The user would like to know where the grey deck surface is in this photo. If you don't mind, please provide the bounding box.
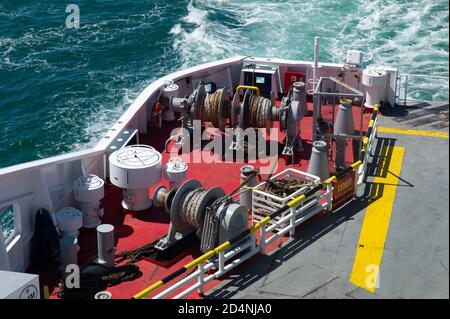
[207,103,449,299]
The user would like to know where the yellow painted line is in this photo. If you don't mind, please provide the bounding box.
[350,146,405,292]
[378,127,448,139]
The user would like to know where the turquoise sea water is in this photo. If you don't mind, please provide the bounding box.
[0,0,448,174]
[0,205,14,241]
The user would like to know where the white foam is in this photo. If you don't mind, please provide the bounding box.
[170,24,182,35]
[183,0,208,25]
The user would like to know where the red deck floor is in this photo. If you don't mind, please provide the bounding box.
[30,101,372,299]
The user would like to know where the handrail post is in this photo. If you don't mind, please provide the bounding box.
[326,183,333,213]
[259,226,266,255]
[197,263,205,296]
[289,208,296,237]
[403,75,408,106]
[218,251,225,274]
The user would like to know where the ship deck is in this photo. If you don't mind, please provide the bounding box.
[209,101,449,299]
[29,101,449,299]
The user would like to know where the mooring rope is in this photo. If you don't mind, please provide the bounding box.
[248,94,271,128]
[203,88,230,127]
[179,187,209,230]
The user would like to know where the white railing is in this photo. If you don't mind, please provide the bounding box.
[148,186,332,299]
[396,73,449,105]
[357,114,379,186]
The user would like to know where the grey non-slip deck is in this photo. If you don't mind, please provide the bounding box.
[208,105,449,299]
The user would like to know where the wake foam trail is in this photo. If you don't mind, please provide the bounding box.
[171,0,448,100]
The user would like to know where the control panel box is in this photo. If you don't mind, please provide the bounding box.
[241,65,278,99]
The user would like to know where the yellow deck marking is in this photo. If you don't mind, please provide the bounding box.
[378,127,448,139]
[350,146,405,292]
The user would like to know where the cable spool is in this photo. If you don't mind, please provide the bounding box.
[179,188,209,230]
[248,94,273,128]
[168,180,226,235]
[203,87,231,131]
[232,89,273,132]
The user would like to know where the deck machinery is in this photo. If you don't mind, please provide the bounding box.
[153,179,249,254]
[158,77,307,158]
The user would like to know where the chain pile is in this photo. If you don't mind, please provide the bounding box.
[265,178,313,198]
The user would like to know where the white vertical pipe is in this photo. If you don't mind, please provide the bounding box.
[289,208,296,238]
[313,36,319,91]
[197,263,205,296]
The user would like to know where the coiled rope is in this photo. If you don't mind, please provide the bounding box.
[203,88,230,127]
[248,94,271,128]
[179,187,209,230]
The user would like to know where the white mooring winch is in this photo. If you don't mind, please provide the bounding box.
[109,145,162,211]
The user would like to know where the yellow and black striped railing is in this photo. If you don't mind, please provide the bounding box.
[133,104,380,299]
[359,104,379,162]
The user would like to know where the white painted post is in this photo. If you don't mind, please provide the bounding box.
[313,36,319,91]
[403,75,408,106]
[259,226,266,255]
[218,251,225,274]
[197,263,205,296]
[251,234,257,251]
[327,184,333,213]
[289,208,296,237]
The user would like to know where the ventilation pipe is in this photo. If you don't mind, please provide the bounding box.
[239,165,258,211]
[59,236,78,277]
[334,98,355,168]
[307,141,330,181]
[164,157,188,190]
